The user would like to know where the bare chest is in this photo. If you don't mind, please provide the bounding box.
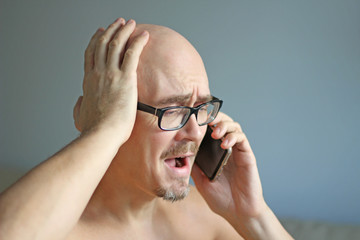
[67,220,213,240]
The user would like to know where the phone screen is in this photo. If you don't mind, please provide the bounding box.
[195,126,232,181]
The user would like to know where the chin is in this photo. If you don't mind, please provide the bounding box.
[155,177,190,202]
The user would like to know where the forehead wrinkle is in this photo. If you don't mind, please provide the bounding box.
[156,94,192,106]
[154,94,212,107]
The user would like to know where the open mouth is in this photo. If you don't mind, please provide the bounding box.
[164,155,192,177]
[175,157,185,167]
[165,157,186,168]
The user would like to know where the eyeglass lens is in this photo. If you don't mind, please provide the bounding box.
[160,102,219,130]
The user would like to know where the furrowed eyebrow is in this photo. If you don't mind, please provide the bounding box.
[157,94,192,105]
[156,94,212,106]
[196,95,213,104]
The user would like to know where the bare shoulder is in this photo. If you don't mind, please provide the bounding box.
[163,185,243,240]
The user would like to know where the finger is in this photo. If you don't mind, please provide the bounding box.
[107,19,137,68]
[84,28,104,73]
[120,30,149,74]
[94,18,124,70]
[210,111,232,123]
[221,131,252,152]
[211,120,242,140]
[191,164,211,193]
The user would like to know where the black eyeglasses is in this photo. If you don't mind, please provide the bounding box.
[137,96,223,131]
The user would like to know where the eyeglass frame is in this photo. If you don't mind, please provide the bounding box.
[137,96,223,131]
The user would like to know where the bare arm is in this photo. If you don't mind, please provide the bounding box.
[0,18,149,240]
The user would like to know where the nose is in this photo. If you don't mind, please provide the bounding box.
[175,114,204,143]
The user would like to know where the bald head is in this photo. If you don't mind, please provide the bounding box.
[130,24,198,58]
[128,24,209,103]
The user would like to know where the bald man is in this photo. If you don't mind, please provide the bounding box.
[0,18,293,240]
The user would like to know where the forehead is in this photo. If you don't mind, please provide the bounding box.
[138,63,210,106]
[136,27,210,105]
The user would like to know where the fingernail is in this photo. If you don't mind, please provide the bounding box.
[215,127,221,135]
[223,139,229,147]
[127,19,135,25]
[141,31,149,36]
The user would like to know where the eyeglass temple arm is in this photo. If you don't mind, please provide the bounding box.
[137,102,157,115]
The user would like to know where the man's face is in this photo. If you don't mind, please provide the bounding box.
[112,26,211,201]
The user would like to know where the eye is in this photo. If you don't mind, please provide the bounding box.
[163,108,182,117]
[200,103,214,112]
[199,105,209,112]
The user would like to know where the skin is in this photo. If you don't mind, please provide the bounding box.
[108,24,211,203]
[0,18,293,240]
[71,22,240,239]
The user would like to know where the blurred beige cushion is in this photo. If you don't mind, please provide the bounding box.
[281,218,360,240]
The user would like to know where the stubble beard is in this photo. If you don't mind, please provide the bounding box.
[155,178,190,202]
[155,141,197,202]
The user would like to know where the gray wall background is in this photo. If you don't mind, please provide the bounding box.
[1,0,359,224]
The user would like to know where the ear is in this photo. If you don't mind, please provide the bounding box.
[73,96,83,132]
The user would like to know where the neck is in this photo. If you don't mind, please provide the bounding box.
[82,163,161,224]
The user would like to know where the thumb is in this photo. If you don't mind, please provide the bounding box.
[73,96,83,131]
[191,164,210,193]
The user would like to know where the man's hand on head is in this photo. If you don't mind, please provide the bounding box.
[73,18,149,139]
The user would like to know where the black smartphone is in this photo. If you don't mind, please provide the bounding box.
[195,126,232,181]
